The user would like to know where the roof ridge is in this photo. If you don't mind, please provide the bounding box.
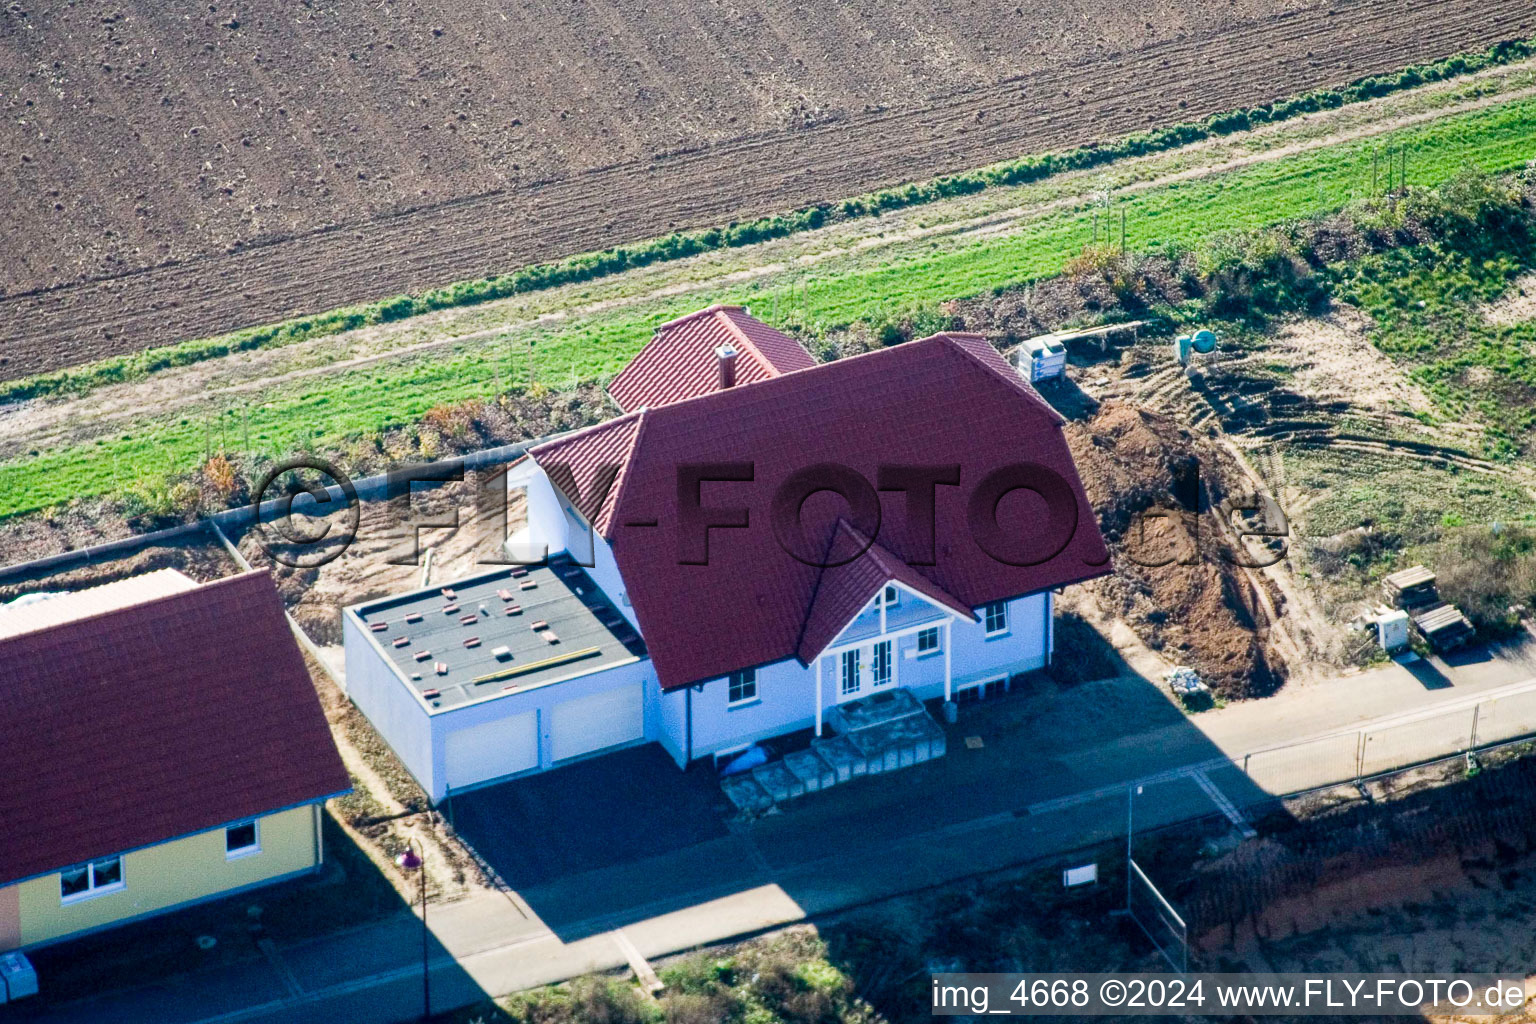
[0,569,267,649]
[713,306,772,374]
[602,333,1041,466]
[936,332,1065,425]
[655,303,741,332]
[605,326,923,420]
[597,408,649,535]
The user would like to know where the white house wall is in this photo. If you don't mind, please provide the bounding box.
[948,592,1051,688]
[584,531,638,629]
[657,590,1054,766]
[503,459,570,564]
[507,461,639,630]
[654,656,819,767]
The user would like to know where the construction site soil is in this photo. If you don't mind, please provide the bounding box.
[1067,400,1288,699]
[2,0,1532,378]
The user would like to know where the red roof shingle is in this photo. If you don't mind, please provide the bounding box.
[526,411,646,535]
[0,570,349,886]
[538,330,1110,691]
[608,305,816,413]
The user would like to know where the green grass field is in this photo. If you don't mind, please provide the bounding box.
[5,95,1536,520]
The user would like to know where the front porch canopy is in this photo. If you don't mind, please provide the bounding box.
[798,521,977,735]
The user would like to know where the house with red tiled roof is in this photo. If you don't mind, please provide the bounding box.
[608,304,818,413]
[0,570,349,953]
[343,308,1108,801]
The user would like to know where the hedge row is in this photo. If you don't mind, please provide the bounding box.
[5,36,1531,405]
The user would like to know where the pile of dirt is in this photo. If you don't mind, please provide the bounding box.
[0,530,237,603]
[235,472,520,645]
[1067,401,1285,698]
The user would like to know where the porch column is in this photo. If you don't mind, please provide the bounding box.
[815,657,823,736]
[943,619,953,702]
[1045,590,1055,665]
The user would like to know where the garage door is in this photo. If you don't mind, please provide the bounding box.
[444,712,539,791]
[551,685,644,762]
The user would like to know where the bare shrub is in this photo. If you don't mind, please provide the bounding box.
[1305,529,1401,580]
[1427,525,1536,632]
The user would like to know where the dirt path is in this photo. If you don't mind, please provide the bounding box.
[2,0,1530,378]
[7,71,1536,464]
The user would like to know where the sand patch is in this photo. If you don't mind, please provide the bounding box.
[1483,272,1536,326]
[1269,305,1434,416]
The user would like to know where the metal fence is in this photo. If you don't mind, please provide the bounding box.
[1239,686,1536,797]
[1128,859,1188,973]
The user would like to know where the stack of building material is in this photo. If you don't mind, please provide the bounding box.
[1410,603,1476,653]
[1164,666,1209,700]
[1382,565,1439,609]
[1380,565,1476,652]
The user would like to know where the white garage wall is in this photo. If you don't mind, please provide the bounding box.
[444,712,539,790]
[551,684,643,762]
[429,656,655,801]
[343,611,438,798]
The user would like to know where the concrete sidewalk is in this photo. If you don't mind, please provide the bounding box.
[12,657,1535,1024]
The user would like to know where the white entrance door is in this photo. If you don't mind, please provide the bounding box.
[837,640,894,702]
[550,684,644,762]
[444,712,539,791]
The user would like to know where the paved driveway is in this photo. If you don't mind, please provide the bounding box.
[447,743,728,890]
[453,671,1262,937]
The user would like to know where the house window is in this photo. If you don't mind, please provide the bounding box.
[226,821,261,858]
[840,649,861,695]
[917,626,942,655]
[60,856,124,903]
[984,601,1009,636]
[727,669,758,707]
[873,585,899,608]
[871,641,892,687]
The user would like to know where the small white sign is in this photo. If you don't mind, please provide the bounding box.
[1063,863,1098,887]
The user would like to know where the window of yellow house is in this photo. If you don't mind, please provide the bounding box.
[225,821,261,859]
[60,856,124,903]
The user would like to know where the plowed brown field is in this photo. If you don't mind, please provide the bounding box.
[1,0,1531,379]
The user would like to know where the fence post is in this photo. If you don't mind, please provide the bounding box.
[1355,730,1366,780]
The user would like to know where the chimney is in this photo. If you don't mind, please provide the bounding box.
[715,343,738,390]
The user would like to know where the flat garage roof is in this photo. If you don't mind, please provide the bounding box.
[351,557,646,712]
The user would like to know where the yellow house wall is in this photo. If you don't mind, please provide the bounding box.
[8,805,318,949]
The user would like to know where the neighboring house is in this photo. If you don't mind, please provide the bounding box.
[0,570,349,952]
[344,306,1110,801]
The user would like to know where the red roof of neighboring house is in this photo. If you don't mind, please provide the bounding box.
[0,570,349,886]
[536,330,1109,691]
[797,520,977,664]
[608,305,816,413]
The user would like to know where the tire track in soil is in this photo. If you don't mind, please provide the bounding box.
[1,0,1531,379]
